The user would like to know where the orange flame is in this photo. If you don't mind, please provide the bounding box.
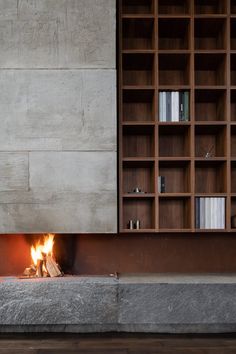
[31,234,55,266]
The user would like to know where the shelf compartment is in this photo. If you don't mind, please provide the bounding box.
[231,19,236,50]
[122,0,154,14]
[159,196,191,229]
[195,89,226,121]
[231,162,236,193]
[159,125,190,157]
[195,160,227,193]
[231,126,236,157]
[123,198,155,230]
[123,89,155,122]
[122,53,155,86]
[232,0,236,14]
[123,160,155,194]
[231,90,236,121]
[158,0,190,15]
[195,125,226,158]
[195,54,226,86]
[123,124,155,158]
[231,197,236,229]
[159,54,190,86]
[122,18,154,50]
[194,18,226,50]
[231,54,236,86]
[158,18,190,50]
[195,0,227,14]
[159,160,190,193]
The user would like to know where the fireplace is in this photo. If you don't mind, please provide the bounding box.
[0,234,76,277]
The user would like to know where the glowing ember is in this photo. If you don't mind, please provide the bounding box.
[23,234,63,278]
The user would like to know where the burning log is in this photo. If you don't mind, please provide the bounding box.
[23,264,36,277]
[36,259,43,277]
[22,233,63,278]
[44,254,62,277]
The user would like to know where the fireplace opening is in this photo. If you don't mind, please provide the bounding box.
[0,234,76,277]
[23,234,63,278]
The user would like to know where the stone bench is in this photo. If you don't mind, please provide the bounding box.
[0,274,236,333]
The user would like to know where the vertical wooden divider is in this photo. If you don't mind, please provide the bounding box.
[190,0,195,231]
[118,0,123,231]
[226,0,231,231]
[154,0,159,231]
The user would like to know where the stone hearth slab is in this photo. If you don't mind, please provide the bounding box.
[1,274,236,333]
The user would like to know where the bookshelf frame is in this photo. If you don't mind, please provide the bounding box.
[119,0,236,233]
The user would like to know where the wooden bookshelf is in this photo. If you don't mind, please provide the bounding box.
[119,0,236,233]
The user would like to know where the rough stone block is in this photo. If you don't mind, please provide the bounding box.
[0,0,116,68]
[0,153,28,191]
[118,275,236,333]
[0,277,118,328]
[0,70,116,151]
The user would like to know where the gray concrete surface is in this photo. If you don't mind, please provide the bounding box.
[0,0,117,233]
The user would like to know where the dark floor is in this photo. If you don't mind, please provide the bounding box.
[1,334,236,354]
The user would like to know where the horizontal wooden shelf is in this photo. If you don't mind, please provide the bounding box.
[158,193,191,198]
[158,15,191,19]
[196,229,227,232]
[195,157,227,161]
[158,157,191,161]
[123,193,155,198]
[158,121,191,126]
[123,157,155,162]
[158,229,193,233]
[121,229,156,233]
[195,193,227,197]
[158,49,191,54]
[158,85,191,90]
[122,49,156,54]
[122,121,155,126]
[122,14,155,18]
[195,86,227,90]
[194,50,227,54]
[194,14,227,18]
[122,85,155,90]
[194,121,227,125]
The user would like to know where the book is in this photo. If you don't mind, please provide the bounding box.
[158,176,165,193]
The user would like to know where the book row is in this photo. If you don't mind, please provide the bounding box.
[195,197,225,229]
[159,91,189,122]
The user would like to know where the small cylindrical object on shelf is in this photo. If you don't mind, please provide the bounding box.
[128,220,134,229]
[136,220,140,230]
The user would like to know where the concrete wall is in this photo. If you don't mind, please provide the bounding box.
[0,0,117,233]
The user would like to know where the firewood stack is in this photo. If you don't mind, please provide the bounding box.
[22,234,63,278]
[23,255,62,278]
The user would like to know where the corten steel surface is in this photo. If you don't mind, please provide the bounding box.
[1,234,236,276]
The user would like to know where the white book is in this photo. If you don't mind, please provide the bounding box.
[216,198,220,229]
[213,198,217,229]
[215,198,219,229]
[159,92,163,122]
[163,91,167,122]
[205,198,209,229]
[209,198,213,229]
[200,198,205,229]
[211,198,215,229]
[221,198,225,229]
[172,92,179,122]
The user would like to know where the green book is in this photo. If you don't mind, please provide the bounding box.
[183,91,189,121]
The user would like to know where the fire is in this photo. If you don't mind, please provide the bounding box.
[31,233,55,266]
[23,233,62,278]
